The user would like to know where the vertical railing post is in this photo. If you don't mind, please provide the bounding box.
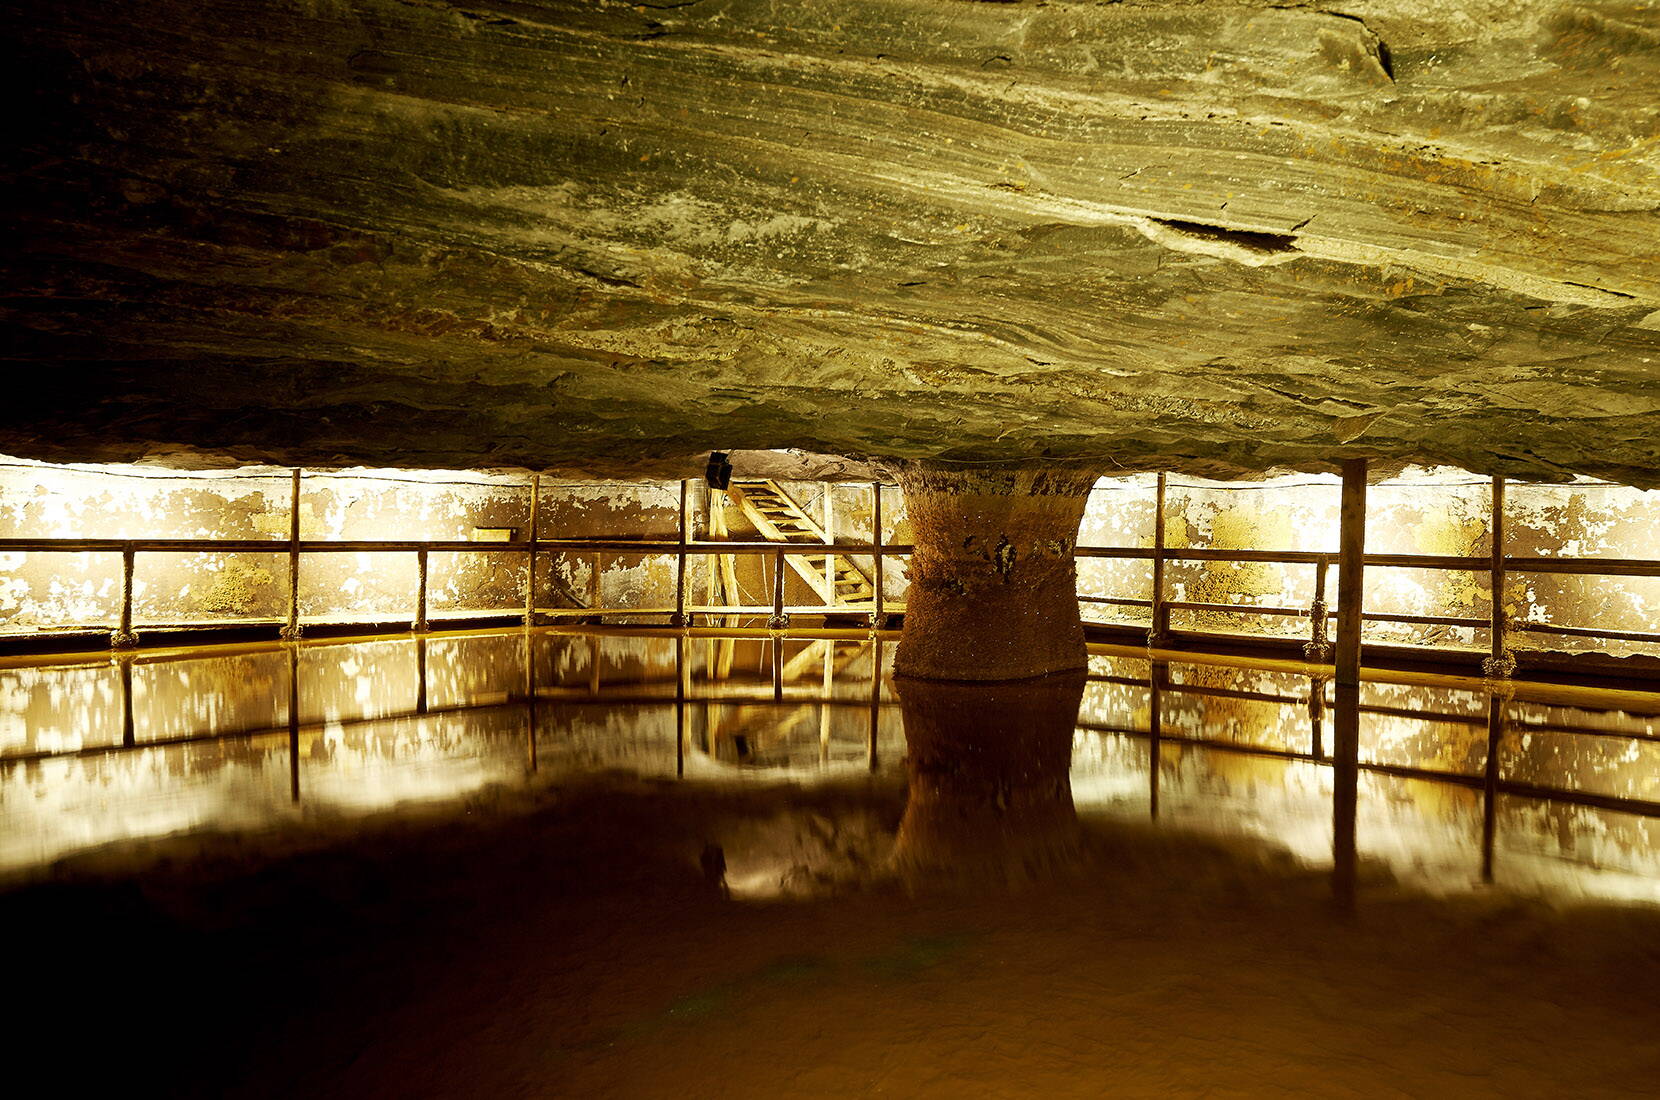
[1306,557,1331,663]
[524,473,540,628]
[589,551,601,621]
[1149,472,1168,648]
[1331,457,1367,910]
[871,482,884,629]
[1484,476,1514,678]
[281,468,303,640]
[111,544,138,649]
[414,547,429,633]
[673,479,689,627]
[768,546,789,630]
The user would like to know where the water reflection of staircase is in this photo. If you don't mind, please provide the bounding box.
[704,639,870,765]
[727,478,875,609]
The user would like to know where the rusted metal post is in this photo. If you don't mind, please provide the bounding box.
[414,548,429,633]
[281,468,303,640]
[1484,476,1515,678]
[673,479,689,627]
[1149,472,1168,647]
[871,483,884,629]
[524,473,540,628]
[1306,556,1331,663]
[111,544,138,649]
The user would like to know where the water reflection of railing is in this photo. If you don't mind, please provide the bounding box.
[0,629,896,786]
[1080,655,1660,898]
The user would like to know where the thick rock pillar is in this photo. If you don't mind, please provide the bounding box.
[891,672,1085,883]
[893,465,1097,681]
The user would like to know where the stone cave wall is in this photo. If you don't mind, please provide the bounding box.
[0,460,532,633]
[1074,467,1658,660]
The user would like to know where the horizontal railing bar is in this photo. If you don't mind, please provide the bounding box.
[0,535,1653,580]
[1504,557,1660,577]
[1166,601,1308,618]
[1510,621,1660,644]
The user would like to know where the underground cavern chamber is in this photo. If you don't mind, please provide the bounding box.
[6,0,1660,1091]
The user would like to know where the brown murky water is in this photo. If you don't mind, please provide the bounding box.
[4,627,1659,1096]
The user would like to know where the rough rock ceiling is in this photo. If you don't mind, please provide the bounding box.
[3,0,1658,483]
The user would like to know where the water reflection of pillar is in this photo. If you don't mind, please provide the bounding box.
[892,671,1086,882]
[119,655,135,749]
[1482,692,1506,882]
[867,637,883,772]
[523,628,538,773]
[1331,458,1367,909]
[415,636,428,716]
[1148,659,1166,820]
[676,634,687,779]
[287,644,301,804]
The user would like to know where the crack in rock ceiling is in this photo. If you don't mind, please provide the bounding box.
[2,0,1658,483]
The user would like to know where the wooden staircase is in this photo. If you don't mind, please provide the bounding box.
[726,478,876,609]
